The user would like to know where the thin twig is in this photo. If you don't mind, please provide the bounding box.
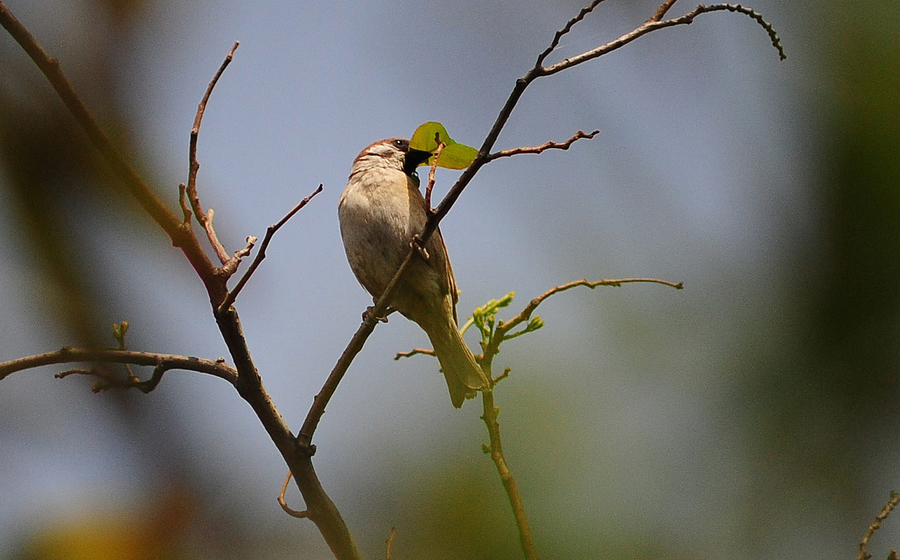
[178,184,192,223]
[186,41,240,266]
[278,472,309,518]
[220,184,323,312]
[487,130,600,161]
[535,0,608,67]
[492,278,682,350]
[394,348,435,360]
[474,276,680,560]
[857,491,900,560]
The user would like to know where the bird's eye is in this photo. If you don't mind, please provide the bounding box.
[393,139,407,150]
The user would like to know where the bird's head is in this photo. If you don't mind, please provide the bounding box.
[352,138,433,177]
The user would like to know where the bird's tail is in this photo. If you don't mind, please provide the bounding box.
[427,321,486,408]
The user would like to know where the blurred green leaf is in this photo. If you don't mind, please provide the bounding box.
[410,122,478,170]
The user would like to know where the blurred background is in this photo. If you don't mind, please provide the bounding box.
[1,0,898,558]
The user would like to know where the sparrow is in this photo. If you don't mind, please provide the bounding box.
[338,138,485,407]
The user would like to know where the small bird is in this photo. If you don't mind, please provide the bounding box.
[338,138,485,407]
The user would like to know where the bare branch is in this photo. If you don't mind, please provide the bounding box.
[0,347,238,385]
[0,7,358,557]
[178,184,193,223]
[857,491,900,560]
[220,184,324,312]
[186,41,240,266]
[488,130,600,161]
[542,3,785,76]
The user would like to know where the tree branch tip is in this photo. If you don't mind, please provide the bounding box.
[394,348,435,361]
[385,527,398,560]
[695,2,786,60]
[54,368,85,380]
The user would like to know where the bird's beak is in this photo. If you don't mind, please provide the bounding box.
[404,148,433,176]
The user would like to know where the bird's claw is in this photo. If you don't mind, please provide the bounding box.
[363,306,390,323]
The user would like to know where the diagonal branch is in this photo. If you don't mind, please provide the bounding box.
[221,184,324,312]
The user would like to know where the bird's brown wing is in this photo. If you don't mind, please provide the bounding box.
[432,227,459,324]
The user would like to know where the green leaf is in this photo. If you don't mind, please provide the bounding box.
[472,292,515,344]
[409,122,478,170]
